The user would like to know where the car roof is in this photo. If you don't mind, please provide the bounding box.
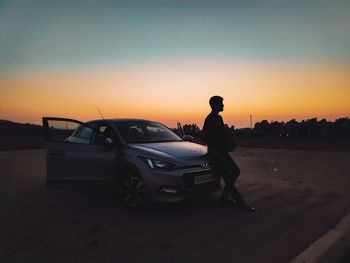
[87,118,150,123]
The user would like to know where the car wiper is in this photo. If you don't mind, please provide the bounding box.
[129,140,182,144]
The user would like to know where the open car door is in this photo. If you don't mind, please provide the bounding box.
[42,117,117,184]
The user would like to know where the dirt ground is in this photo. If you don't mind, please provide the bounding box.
[0,148,350,263]
[235,138,350,152]
[1,135,350,153]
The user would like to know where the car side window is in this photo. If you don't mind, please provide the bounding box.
[77,126,93,140]
[66,125,94,144]
[93,124,117,145]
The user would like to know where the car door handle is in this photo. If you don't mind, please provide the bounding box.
[50,150,66,156]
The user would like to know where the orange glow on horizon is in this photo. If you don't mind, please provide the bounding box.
[1,61,349,128]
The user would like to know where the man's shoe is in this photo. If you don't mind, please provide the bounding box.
[237,203,255,212]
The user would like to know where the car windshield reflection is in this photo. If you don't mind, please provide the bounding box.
[113,121,182,143]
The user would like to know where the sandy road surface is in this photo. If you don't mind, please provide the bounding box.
[0,148,350,263]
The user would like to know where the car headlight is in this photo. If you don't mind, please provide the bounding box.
[139,156,178,171]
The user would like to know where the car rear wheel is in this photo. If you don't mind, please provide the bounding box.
[119,173,145,208]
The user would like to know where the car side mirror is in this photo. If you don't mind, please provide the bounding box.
[105,137,115,147]
[182,135,194,142]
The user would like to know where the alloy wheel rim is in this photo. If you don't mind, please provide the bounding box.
[120,176,144,208]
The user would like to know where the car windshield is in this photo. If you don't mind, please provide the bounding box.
[113,121,182,143]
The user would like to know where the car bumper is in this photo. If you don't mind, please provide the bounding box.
[142,167,222,203]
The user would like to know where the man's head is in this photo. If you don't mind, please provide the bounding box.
[209,95,224,112]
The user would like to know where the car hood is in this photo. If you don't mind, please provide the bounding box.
[130,141,208,160]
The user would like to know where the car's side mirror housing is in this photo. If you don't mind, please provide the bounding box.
[182,135,194,142]
[105,137,115,147]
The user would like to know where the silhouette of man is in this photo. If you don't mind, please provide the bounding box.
[201,96,254,211]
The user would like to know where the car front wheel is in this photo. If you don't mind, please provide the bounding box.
[119,173,145,208]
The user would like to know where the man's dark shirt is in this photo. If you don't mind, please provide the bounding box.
[201,112,230,153]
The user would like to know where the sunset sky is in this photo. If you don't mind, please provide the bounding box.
[1,0,349,128]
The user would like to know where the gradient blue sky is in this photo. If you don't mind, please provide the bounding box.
[1,0,349,72]
[1,0,349,127]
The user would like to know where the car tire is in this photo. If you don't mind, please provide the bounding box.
[119,172,145,208]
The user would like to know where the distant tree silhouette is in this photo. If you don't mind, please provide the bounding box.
[251,117,350,139]
[183,124,201,137]
[334,117,350,138]
[175,117,349,140]
[254,120,269,130]
[286,119,298,137]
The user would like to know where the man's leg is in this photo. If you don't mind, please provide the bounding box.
[222,154,255,211]
[225,154,240,181]
[212,153,230,202]
[221,170,246,205]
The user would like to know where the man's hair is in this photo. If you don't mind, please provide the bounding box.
[209,95,223,109]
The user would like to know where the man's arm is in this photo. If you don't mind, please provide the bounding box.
[200,118,209,143]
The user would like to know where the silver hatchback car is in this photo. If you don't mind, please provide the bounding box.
[43,117,221,207]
